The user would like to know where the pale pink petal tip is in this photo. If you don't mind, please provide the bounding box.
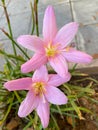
[21,64,29,73]
[70,22,79,30]
[17,35,44,52]
[47,5,53,8]
[48,72,71,87]
[72,22,79,27]
[17,35,26,45]
[37,99,49,128]
[54,22,79,49]
[21,53,47,73]
[79,54,93,64]
[86,55,93,63]
[4,78,32,91]
[45,5,54,12]
[18,91,39,117]
[46,86,68,105]
[4,82,9,90]
[32,65,48,82]
[17,35,22,43]
[43,5,57,42]
[65,72,71,82]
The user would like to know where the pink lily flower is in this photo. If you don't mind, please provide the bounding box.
[17,6,92,78]
[4,66,71,128]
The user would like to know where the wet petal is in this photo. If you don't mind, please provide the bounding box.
[45,86,68,105]
[4,78,32,91]
[33,65,48,82]
[17,35,44,52]
[62,48,93,63]
[43,6,57,43]
[21,53,47,73]
[37,97,49,128]
[48,73,71,87]
[18,91,39,117]
[54,22,78,48]
[49,55,68,78]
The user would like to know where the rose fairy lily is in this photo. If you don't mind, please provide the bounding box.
[17,6,92,78]
[4,66,71,128]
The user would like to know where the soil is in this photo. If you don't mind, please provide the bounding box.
[55,95,98,130]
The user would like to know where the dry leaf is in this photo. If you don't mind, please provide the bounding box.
[6,117,20,130]
[92,53,98,59]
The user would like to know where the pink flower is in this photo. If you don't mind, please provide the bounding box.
[17,6,92,78]
[4,66,71,128]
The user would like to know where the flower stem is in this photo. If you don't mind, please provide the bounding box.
[2,0,17,56]
[34,0,39,36]
[30,2,35,35]
[14,91,21,102]
[51,113,60,130]
[1,93,14,124]
[1,28,30,59]
[23,119,34,130]
[0,49,26,62]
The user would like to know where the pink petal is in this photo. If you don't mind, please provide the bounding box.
[32,65,48,82]
[18,91,39,117]
[62,48,93,63]
[21,53,47,73]
[17,35,44,52]
[49,55,68,78]
[4,78,32,91]
[54,22,78,48]
[45,86,68,105]
[48,73,71,87]
[43,6,57,43]
[37,97,49,128]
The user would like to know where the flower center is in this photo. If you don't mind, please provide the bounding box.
[45,42,59,57]
[32,82,46,96]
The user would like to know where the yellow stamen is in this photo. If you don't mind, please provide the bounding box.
[32,82,46,96]
[45,42,59,57]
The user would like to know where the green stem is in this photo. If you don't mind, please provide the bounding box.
[23,119,34,130]
[56,105,64,119]
[1,94,14,124]
[2,0,17,56]
[0,49,26,62]
[1,28,30,59]
[14,91,21,102]
[34,0,39,36]
[30,2,35,35]
[51,113,60,130]
[70,63,78,73]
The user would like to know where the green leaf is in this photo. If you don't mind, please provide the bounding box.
[69,100,84,120]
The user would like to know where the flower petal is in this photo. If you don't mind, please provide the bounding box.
[32,65,48,82]
[48,73,71,87]
[54,22,78,48]
[4,78,32,91]
[17,35,44,52]
[62,48,93,63]
[49,55,68,78]
[37,97,49,128]
[45,86,68,105]
[43,6,57,43]
[18,91,39,117]
[21,53,47,73]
